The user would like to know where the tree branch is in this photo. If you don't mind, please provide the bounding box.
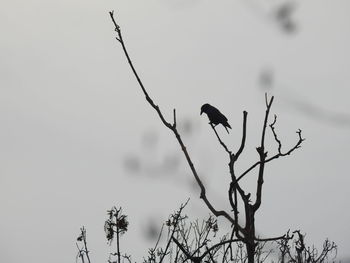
[171,236,192,259]
[201,238,242,259]
[255,233,293,242]
[210,123,232,155]
[269,115,305,157]
[109,10,239,228]
[234,111,248,160]
[226,111,249,238]
[235,110,304,186]
[253,94,274,211]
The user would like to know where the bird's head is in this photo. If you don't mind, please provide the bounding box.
[200,103,210,115]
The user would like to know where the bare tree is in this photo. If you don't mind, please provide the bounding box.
[108,10,306,263]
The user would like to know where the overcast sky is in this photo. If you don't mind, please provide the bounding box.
[1,0,350,262]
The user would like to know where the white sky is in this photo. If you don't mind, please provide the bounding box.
[1,0,350,262]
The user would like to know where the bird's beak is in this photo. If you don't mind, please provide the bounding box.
[200,109,203,115]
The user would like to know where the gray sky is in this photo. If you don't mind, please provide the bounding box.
[1,0,350,262]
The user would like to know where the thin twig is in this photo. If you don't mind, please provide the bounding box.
[236,113,304,185]
[153,224,165,252]
[210,123,231,155]
[159,200,189,263]
[201,238,242,259]
[234,111,248,160]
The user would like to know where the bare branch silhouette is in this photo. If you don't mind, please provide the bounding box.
[107,10,323,263]
[109,10,239,229]
[159,199,189,263]
[76,227,91,263]
[76,8,337,263]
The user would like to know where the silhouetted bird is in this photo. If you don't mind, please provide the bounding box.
[200,103,232,133]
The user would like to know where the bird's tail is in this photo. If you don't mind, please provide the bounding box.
[225,123,232,134]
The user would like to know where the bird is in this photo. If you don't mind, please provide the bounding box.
[200,103,232,133]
